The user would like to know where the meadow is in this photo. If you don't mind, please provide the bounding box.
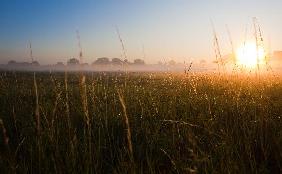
[0,71,281,173]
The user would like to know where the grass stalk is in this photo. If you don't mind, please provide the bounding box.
[117,89,133,159]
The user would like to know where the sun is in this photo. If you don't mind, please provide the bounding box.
[236,42,266,68]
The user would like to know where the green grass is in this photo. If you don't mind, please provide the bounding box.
[0,71,281,173]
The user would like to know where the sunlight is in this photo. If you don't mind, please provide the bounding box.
[236,41,266,68]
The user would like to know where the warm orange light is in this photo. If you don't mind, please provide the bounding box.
[236,42,266,68]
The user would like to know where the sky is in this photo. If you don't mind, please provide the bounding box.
[0,0,282,64]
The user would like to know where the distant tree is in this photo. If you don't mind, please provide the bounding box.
[200,59,206,64]
[168,60,176,66]
[8,60,31,66]
[157,61,163,65]
[133,59,145,65]
[67,58,80,65]
[112,58,123,65]
[7,60,17,65]
[31,61,40,66]
[123,59,130,64]
[93,57,110,65]
[56,62,64,66]
[273,51,282,61]
[20,62,30,66]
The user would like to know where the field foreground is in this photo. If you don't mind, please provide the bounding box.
[0,72,281,173]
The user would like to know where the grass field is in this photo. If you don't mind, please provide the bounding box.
[0,71,281,173]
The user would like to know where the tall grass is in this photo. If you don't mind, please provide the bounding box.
[0,71,281,173]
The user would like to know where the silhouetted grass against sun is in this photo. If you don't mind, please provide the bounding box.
[236,41,266,68]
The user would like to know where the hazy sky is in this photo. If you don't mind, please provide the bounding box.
[1,0,282,64]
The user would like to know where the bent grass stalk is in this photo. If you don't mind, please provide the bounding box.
[33,72,41,173]
[117,89,133,159]
[33,73,40,135]
[79,74,93,172]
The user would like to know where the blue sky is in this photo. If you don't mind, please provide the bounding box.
[1,0,282,64]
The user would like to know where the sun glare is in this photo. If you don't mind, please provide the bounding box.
[236,42,266,68]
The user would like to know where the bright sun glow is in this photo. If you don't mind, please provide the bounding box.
[236,42,266,68]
